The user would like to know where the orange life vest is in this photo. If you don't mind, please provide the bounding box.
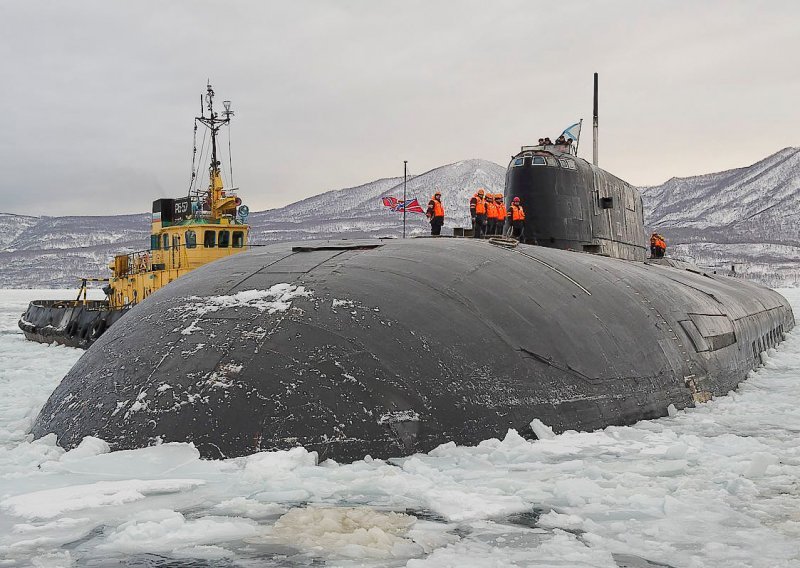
[432,199,444,218]
[494,201,505,220]
[472,194,487,215]
[486,200,497,220]
[510,204,525,221]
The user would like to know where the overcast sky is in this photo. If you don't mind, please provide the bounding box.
[2,1,798,216]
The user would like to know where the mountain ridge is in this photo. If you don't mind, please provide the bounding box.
[641,146,800,286]
[2,149,798,288]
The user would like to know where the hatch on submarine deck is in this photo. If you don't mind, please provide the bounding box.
[31,237,794,462]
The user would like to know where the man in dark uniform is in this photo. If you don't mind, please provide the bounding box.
[469,188,488,238]
[426,191,445,236]
[507,196,525,241]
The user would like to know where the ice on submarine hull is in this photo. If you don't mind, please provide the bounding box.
[32,236,794,462]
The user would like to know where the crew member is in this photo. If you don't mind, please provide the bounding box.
[486,193,498,236]
[426,191,445,236]
[508,196,525,240]
[650,232,666,258]
[657,234,667,257]
[493,194,505,235]
[470,188,488,238]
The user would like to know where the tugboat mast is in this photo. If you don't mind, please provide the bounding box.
[195,82,234,220]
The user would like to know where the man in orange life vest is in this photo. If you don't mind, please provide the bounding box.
[486,193,498,236]
[493,193,505,235]
[650,232,666,258]
[507,196,525,240]
[426,191,445,236]
[469,188,488,238]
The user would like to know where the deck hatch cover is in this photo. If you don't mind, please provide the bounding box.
[679,320,709,352]
[688,313,736,351]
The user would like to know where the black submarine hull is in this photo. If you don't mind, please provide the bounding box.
[31,238,793,462]
[19,300,128,349]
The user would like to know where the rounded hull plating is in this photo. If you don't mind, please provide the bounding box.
[31,239,793,462]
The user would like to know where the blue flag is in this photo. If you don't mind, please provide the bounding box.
[561,121,582,143]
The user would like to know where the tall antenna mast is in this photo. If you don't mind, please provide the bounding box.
[194,82,234,219]
[593,72,599,166]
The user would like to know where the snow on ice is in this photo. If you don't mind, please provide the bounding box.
[170,283,312,336]
[1,289,800,566]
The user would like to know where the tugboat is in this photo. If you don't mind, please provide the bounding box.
[19,82,251,348]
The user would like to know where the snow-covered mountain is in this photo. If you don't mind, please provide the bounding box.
[642,147,800,287]
[0,159,506,288]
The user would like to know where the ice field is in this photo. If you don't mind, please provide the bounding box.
[1,288,799,567]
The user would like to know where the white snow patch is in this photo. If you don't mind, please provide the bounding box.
[1,479,205,519]
[96,509,258,554]
[530,418,556,440]
[173,284,312,320]
[59,437,110,462]
[378,410,420,425]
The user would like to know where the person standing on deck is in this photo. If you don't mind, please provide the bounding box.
[493,194,505,235]
[426,191,445,236]
[486,194,498,237]
[470,188,488,238]
[508,197,525,241]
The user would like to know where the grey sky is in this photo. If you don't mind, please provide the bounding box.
[2,1,798,216]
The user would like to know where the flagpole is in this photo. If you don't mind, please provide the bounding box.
[575,118,583,155]
[403,160,407,239]
[592,72,599,166]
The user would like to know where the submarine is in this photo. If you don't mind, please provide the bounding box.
[31,76,794,463]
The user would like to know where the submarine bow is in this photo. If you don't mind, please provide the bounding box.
[32,238,793,462]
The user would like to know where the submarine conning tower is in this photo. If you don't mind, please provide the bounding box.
[504,143,647,261]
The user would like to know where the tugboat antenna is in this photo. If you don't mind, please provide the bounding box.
[194,82,233,204]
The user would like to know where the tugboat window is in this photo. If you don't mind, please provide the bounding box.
[532,156,547,166]
[218,230,230,248]
[204,230,216,248]
[232,231,244,248]
[185,230,197,249]
[162,234,169,249]
[150,235,160,250]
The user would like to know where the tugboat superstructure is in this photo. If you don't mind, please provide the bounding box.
[19,83,251,348]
